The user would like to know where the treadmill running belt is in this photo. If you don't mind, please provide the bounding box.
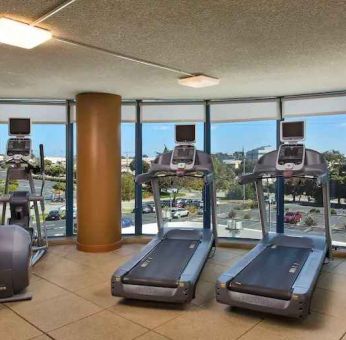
[229,245,311,300]
[122,238,200,288]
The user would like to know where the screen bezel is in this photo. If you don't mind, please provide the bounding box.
[8,118,31,136]
[280,121,305,142]
[175,124,196,143]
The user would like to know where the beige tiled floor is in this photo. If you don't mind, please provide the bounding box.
[1,243,346,340]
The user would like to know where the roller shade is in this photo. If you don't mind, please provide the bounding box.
[141,103,205,122]
[283,95,346,117]
[0,104,66,123]
[71,103,136,122]
[210,99,280,122]
[122,104,136,122]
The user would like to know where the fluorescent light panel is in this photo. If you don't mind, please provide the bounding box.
[0,18,52,49]
[178,75,220,88]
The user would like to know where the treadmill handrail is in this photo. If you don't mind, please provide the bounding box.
[136,169,213,185]
[238,172,329,185]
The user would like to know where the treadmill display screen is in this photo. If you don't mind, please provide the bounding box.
[277,144,304,165]
[281,121,304,141]
[9,118,31,136]
[176,125,195,143]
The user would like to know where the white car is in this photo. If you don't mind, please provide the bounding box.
[172,208,189,219]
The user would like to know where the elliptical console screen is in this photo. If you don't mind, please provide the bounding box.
[9,118,31,136]
[175,125,195,143]
[7,138,31,157]
[281,121,304,142]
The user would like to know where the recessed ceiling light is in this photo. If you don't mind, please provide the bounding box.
[178,75,220,88]
[0,18,52,49]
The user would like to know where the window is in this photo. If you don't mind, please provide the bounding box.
[141,122,204,234]
[0,121,67,237]
[121,122,136,235]
[211,120,277,240]
[284,115,346,246]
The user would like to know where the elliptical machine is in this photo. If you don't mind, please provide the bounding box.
[0,118,48,302]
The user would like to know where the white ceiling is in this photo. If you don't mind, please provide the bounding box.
[0,0,345,99]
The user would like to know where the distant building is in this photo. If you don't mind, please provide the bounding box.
[246,145,274,161]
[223,159,242,169]
[46,157,66,164]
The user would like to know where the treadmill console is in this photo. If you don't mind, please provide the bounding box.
[7,138,32,158]
[170,125,196,172]
[276,121,305,172]
[276,144,305,171]
[170,145,196,171]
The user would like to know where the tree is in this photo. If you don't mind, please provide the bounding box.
[0,180,19,194]
[121,173,135,201]
[129,159,150,173]
[323,150,346,204]
[53,182,66,192]
[285,178,305,202]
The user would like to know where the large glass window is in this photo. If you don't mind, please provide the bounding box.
[284,115,346,246]
[121,122,136,235]
[141,122,204,234]
[211,120,277,239]
[0,122,66,237]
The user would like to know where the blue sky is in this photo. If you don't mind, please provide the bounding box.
[1,114,346,157]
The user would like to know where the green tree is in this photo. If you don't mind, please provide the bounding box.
[129,159,150,173]
[0,180,19,194]
[53,182,66,192]
[121,173,135,201]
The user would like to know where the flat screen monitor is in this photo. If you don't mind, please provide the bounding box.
[280,121,305,142]
[9,118,31,136]
[175,124,195,143]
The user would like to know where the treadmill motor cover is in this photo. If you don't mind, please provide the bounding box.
[228,245,311,300]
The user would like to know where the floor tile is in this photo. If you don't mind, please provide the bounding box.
[49,310,147,340]
[6,277,67,312]
[317,272,346,295]
[239,312,346,340]
[311,287,346,318]
[328,259,346,275]
[75,281,117,308]
[0,307,42,340]
[199,262,229,283]
[192,280,216,306]
[136,331,169,340]
[30,335,53,340]
[109,300,188,329]
[34,256,106,291]
[208,249,242,266]
[113,244,143,257]
[322,257,343,273]
[155,304,261,340]
[11,292,101,332]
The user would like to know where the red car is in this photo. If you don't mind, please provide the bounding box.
[284,211,303,224]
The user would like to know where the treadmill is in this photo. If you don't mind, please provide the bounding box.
[216,121,332,318]
[112,124,217,303]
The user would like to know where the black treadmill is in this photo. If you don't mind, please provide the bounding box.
[112,124,217,303]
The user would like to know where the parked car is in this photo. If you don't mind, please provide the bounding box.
[142,205,154,214]
[172,208,189,219]
[284,211,303,224]
[52,196,65,203]
[121,217,134,228]
[45,210,61,221]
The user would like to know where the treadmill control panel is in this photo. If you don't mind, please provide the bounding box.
[170,145,196,171]
[7,138,32,158]
[276,144,305,171]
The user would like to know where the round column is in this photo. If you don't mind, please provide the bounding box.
[76,92,122,252]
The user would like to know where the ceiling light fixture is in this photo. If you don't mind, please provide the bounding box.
[178,75,220,88]
[0,18,52,49]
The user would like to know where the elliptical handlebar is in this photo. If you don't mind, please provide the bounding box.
[39,144,45,174]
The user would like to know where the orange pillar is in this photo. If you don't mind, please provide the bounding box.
[76,92,122,252]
